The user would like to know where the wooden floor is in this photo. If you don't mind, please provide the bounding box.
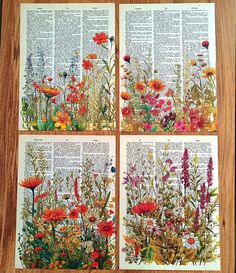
[0,0,235,273]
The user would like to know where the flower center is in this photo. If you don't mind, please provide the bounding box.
[103,226,111,231]
[187,237,195,245]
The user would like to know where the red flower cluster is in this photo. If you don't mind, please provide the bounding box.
[73,178,80,202]
[82,59,93,70]
[131,202,158,214]
[93,32,109,44]
[189,108,205,131]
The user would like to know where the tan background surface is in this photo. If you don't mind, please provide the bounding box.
[0,0,235,273]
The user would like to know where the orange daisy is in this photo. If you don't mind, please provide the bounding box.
[19,177,42,190]
[121,91,132,100]
[134,81,146,93]
[42,208,67,222]
[53,111,71,130]
[40,86,60,98]
[203,67,216,78]
[148,79,165,92]
[86,53,97,59]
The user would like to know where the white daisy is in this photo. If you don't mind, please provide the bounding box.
[183,233,200,249]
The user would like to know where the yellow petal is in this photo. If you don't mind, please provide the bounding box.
[55,122,62,128]
[61,124,67,130]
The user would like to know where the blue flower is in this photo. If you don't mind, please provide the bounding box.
[111,166,116,173]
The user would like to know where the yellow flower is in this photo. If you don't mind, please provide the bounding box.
[203,67,216,78]
[192,155,199,164]
[190,59,197,66]
[53,111,71,130]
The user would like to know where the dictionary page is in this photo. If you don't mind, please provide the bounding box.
[16,135,116,269]
[20,3,115,131]
[120,135,220,270]
[120,4,217,133]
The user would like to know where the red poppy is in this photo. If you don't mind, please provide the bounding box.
[93,32,109,44]
[82,59,93,70]
[202,40,209,49]
[91,251,100,259]
[123,55,131,63]
[42,208,67,221]
[91,261,99,268]
[122,106,133,117]
[35,232,45,239]
[19,177,42,190]
[77,204,88,214]
[69,209,79,219]
[97,221,115,237]
[131,202,158,214]
[47,77,53,82]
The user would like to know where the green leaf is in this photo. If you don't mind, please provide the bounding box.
[150,126,157,132]
[37,120,46,131]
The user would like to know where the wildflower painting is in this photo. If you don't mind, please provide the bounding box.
[20,32,115,131]
[120,135,220,270]
[16,135,116,269]
[120,41,217,132]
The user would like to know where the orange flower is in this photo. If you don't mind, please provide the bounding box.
[93,32,109,44]
[121,91,132,100]
[124,236,137,245]
[19,177,42,190]
[53,111,71,130]
[82,59,93,70]
[190,59,197,66]
[97,221,115,237]
[86,53,97,59]
[39,86,60,98]
[203,67,216,78]
[134,81,146,93]
[148,79,165,92]
[42,208,67,221]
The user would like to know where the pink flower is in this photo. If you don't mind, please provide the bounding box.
[143,123,152,131]
[151,109,159,116]
[181,148,190,188]
[174,120,188,131]
[207,157,213,187]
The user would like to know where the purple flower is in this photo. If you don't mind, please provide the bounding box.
[181,148,190,188]
[165,159,173,165]
[207,157,213,187]
[147,225,162,236]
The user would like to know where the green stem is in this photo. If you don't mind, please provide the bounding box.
[45,96,50,123]
[32,189,35,220]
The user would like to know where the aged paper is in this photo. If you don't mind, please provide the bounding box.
[120,135,220,270]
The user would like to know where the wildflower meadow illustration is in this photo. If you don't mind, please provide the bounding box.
[122,146,219,266]
[21,32,115,131]
[17,145,116,269]
[121,41,217,132]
